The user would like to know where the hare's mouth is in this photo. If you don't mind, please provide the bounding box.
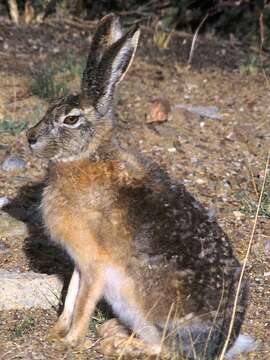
[29,139,48,153]
[29,139,58,159]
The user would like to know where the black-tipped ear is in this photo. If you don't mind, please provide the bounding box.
[82,25,140,116]
[81,14,123,97]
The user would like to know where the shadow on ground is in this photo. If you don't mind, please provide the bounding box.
[2,182,113,317]
[3,182,72,308]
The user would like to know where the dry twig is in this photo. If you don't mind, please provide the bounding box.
[8,0,19,25]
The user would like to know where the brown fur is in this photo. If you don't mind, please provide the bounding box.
[27,14,248,359]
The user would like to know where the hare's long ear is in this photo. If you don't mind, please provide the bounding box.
[81,23,140,116]
[82,14,123,83]
[81,14,123,103]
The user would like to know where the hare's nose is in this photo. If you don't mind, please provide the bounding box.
[27,129,37,145]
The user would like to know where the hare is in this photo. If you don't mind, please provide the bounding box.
[27,14,255,359]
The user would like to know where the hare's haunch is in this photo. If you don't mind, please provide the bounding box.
[27,13,254,359]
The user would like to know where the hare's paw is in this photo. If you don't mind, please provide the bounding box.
[61,328,91,349]
[96,335,167,359]
[48,331,92,351]
[47,319,70,341]
[95,320,168,359]
[97,318,129,338]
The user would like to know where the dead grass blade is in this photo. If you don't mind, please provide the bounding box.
[156,302,174,360]
[245,156,259,199]
[219,150,270,360]
[188,13,209,66]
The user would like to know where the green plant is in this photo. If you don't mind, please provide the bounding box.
[0,106,45,135]
[236,174,270,218]
[89,305,111,333]
[239,54,261,75]
[0,118,28,135]
[31,66,69,100]
[31,56,85,100]
[9,315,35,340]
[60,54,85,78]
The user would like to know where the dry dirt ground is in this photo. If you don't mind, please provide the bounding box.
[0,16,269,360]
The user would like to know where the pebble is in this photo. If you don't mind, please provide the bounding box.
[168,147,176,153]
[0,197,9,208]
[233,211,245,220]
[0,241,9,254]
[146,98,171,124]
[226,131,237,141]
[1,157,26,172]
[196,178,206,185]
[264,239,270,255]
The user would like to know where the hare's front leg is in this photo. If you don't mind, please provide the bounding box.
[49,267,80,339]
[64,267,104,346]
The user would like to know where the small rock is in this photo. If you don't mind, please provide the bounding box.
[0,271,63,310]
[152,146,164,152]
[52,47,60,54]
[200,121,205,128]
[196,178,207,185]
[191,157,198,164]
[174,104,222,120]
[146,98,171,124]
[10,266,22,273]
[2,157,26,172]
[0,197,9,208]
[226,131,237,141]
[233,211,245,220]
[264,239,270,255]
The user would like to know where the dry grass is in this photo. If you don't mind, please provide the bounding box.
[219,151,270,359]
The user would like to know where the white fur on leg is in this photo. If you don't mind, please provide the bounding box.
[225,334,259,359]
[104,266,161,345]
[59,267,80,326]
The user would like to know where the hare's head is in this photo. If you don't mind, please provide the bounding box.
[27,14,140,161]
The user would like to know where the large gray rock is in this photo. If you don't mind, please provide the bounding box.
[0,271,63,310]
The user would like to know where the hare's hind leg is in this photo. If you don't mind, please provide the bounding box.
[64,266,104,346]
[49,267,80,339]
[104,266,161,345]
[95,319,167,359]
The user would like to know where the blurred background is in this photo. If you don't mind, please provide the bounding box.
[0,1,269,46]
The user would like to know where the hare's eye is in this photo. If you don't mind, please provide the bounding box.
[63,116,79,125]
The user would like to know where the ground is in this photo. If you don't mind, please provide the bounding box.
[0,15,269,360]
